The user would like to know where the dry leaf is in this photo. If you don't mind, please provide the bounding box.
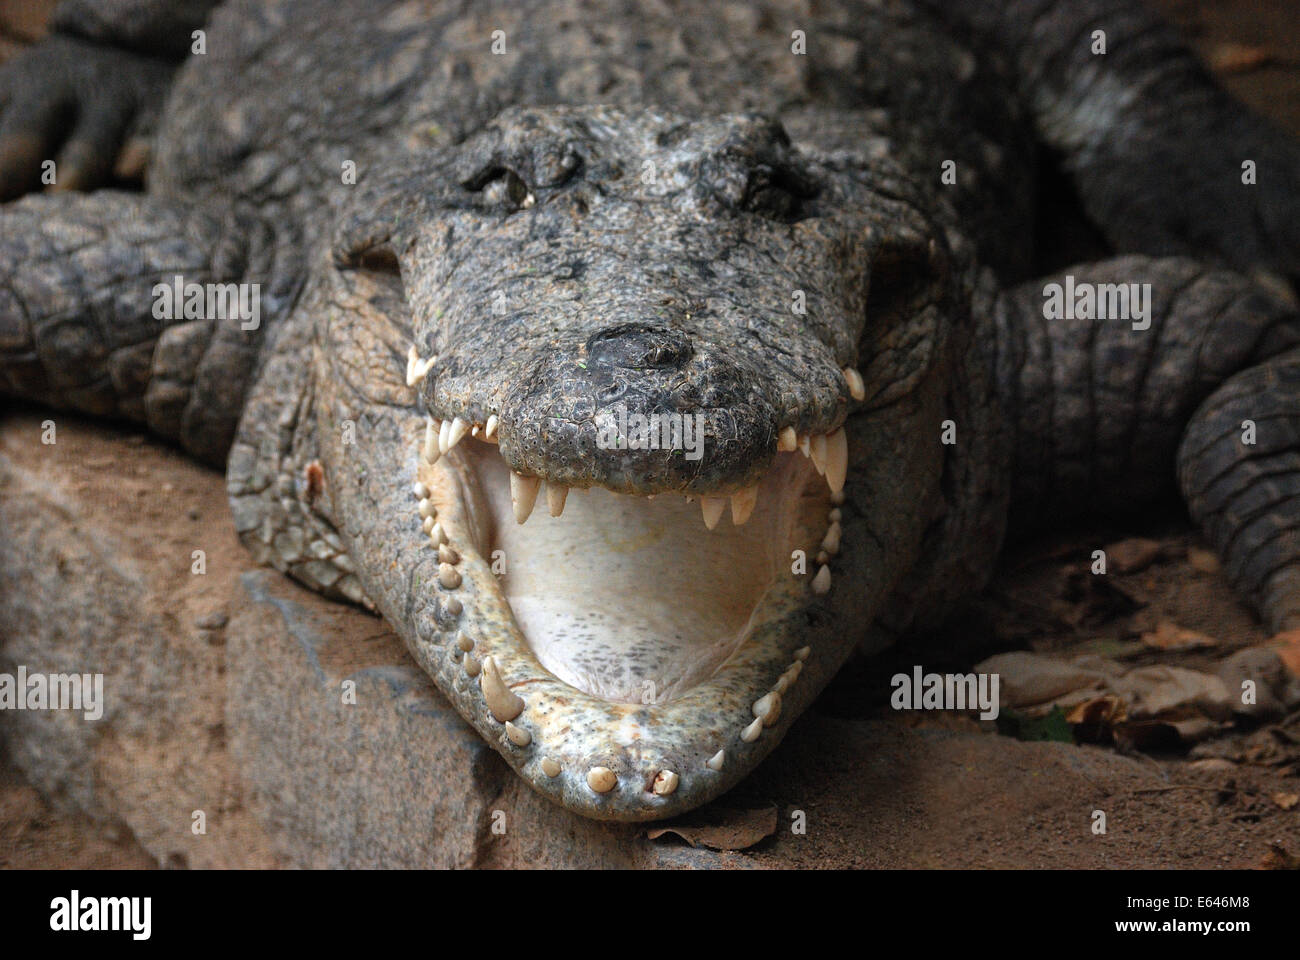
[647,804,778,850]
[1141,621,1217,652]
[1273,793,1299,811]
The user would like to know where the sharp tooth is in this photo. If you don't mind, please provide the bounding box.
[730,485,759,525]
[405,346,419,386]
[511,472,541,523]
[843,366,865,402]
[830,489,845,506]
[793,646,811,661]
[799,434,811,458]
[816,550,829,565]
[700,496,726,530]
[471,423,481,437]
[741,716,763,742]
[438,543,460,565]
[456,632,474,652]
[540,757,561,778]
[753,691,782,727]
[423,418,441,464]
[463,653,481,677]
[430,522,448,545]
[810,434,828,475]
[422,516,435,534]
[444,596,463,616]
[480,656,524,722]
[777,426,798,452]
[445,416,469,451]
[652,770,680,796]
[829,508,842,523]
[825,427,847,494]
[438,418,452,453]
[418,498,435,518]
[412,481,429,499]
[707,750,725,771]
[438,562,461,589]
[484,414,499,438]
[547,483,569,517]
[773,674,791,695]
[821,522,842,555]
[587,767,617,793]
[504,721,531,747]
[811,564,831,595]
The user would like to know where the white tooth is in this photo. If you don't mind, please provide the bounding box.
[456,632,474,652]
[773,674,791,695]
[444,597,463,617]
[438,417,452,453]
[430,522,448,545]
[438,562,461,589]
[418,498,435,518]
[811,564,831,595]
[753,691,782,727]
[423,418,441,464]
[504,721,531,746]
[438,543,460,565]
[445,416,469,451]
[700,496,726,530]
[422,516,435,534]
[412,481,429,499]
[540,757,561,778]
[652,770,680,796]
[480,656,524,722]
[799,434,811,458]
[810,434,828,475]
[471,423,481,437]
[741,716,763,742]
[587,767,617,793]
[730,485,758,525]
[416,355,437,379]
[405,346,419,386]
[485,414,499,438]
[463,653,481,677]
[777,426,798,452]
[511,472,541,523]
[707,750,725,771]
[547,483,569,517]
[843,366,865,402]
[793,646,810,661]
[825,427,847,494]
[786,661,804,681]
[821,522,842,556]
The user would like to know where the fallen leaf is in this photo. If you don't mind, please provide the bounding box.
[1105,537,1163,574]
[1210,42,1274,74]
[1273,793,1299,811]
[647,804,778,850]
[1141,620,1217,652]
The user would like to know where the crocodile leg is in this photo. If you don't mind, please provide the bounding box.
[0,191,300,465]
[994,256,1300,631]
[935,0,1300,279]
[0,0,222,198]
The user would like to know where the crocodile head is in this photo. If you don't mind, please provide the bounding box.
[319,105,957,819]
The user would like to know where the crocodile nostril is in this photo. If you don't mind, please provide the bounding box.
[585,323,693,371]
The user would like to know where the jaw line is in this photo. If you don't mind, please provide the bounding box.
[402,422,849,820]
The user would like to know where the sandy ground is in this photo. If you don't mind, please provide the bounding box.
[1,0,1299,869]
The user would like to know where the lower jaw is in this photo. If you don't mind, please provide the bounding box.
[401,428,852,820]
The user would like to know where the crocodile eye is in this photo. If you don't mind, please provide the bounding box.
[464,166,534,211]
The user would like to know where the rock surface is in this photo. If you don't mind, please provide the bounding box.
[3,414,1299,868]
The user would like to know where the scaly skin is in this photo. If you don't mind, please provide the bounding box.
[0,0,1297,820]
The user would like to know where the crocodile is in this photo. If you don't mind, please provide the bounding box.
[1,0,1298,822]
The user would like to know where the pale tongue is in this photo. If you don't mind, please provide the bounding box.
[476,454,815,703]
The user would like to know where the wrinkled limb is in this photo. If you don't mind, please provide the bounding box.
[0,191,300,464]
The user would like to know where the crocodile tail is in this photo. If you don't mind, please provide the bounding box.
[1178,349,1300,633]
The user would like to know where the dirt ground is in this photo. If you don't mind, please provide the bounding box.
[1,0,1299,869]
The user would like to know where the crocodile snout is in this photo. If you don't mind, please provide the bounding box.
[585,323,693,371]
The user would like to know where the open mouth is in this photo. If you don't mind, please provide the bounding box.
[401,353,855,817]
